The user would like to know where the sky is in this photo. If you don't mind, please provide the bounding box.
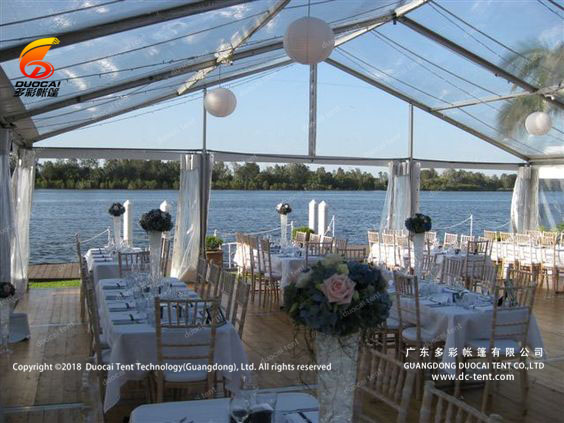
[14,0,560,175]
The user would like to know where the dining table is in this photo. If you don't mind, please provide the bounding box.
[129,392,319,423]
[85,247,143,284]
[96,275,249,412]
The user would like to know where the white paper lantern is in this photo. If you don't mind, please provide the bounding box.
[525,111,552,136]
[283,16,335,65]
[204,88,237,117]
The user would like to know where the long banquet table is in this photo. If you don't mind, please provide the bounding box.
[95,276,249,411]
[129,392,319,423]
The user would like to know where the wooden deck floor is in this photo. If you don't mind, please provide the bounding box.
[1,287,563,423]
[28,263,80,281]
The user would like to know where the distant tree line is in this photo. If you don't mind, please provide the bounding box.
[32,159,517,191]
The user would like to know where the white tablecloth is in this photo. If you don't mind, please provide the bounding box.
[129,392,319,423]
[85,247,142,284]
[97,277,249,412]
[390,284,544,374]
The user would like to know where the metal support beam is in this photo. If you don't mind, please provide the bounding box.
[399,17,564,110]
[3,0,428,126]
[0,0,253,63]
[326,58,530,161]
[308,64,317,156]
[408,104,414,160]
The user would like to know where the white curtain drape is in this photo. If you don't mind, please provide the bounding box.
[380,160,420,231]
[0,129,12,285]
[537,164,563,231]
[11,147,36,294]
[510,166,539,233]
[171,153,213,281]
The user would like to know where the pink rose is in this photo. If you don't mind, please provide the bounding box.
[320,274,356,305]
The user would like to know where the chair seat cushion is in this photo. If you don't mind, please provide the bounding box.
[401,326,436,343]
[163,360,209,383]
[466,338,521,354]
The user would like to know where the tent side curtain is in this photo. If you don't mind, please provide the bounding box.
[11,147,36,294]
[380,160,421,231]
[170,153,213,281]
[510,166,539,233]
[0,129,12,285]
[537,165,563,232]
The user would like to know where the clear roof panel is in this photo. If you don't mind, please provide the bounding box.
[1,0,278,108]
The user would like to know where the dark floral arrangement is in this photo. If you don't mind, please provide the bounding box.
[284,255,391,337]
[276,202,292,215]
[108,202,126,217]
[139,209,173,232]
[0,282,16,299]
[405,213,432,234]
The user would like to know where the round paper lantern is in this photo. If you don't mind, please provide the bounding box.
[283,16,335,65]
[204,88,237,117]
[525,111,552,136]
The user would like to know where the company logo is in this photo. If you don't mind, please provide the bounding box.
[19,37,59,80]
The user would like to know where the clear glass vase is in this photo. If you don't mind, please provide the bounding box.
[113,216,122,251]
[148,231,162,286]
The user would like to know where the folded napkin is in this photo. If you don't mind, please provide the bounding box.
[108,301,134,312]
[111,311,144,324]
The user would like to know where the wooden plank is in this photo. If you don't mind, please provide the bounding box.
[29,263,80,282]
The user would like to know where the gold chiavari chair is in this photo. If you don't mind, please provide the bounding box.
[463,240,490,287]
[195,256,208,297]
[395,235,411,271]
[293,231,307,247]
[219,271,237,319]
[259,238,281,310]
[460,234,475,250]
[204,262,222,299]
[309,233,321,243]
[118,251,150,277]
[153,298,220,403]
[420,382,503,423]
[160,236,172,277]
[468,262,500,295]
[394,272,442,400]
[75,234,86,323]
[231,281,251,339]
[333,238,348,253]
[456,277,537,415]
[246,235,260,303]
[478,236,494,256]
[483,230,497,241]
[336,246,367,262]
[304,240,333,265]
[440,257,464,286]
[381,233,396,268]
[321,235,334,249]
[443,233,459,249]
[424,231,437,246]
[367,230,381,263]
[354,349,416,423]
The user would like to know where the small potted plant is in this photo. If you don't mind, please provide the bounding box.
[205,235,224,268]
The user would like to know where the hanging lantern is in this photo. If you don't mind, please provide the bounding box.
[525,111,552,136]
[283,16,335,65]
[204,88,237,117]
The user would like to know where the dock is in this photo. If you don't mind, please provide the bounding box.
[28,263,80,281]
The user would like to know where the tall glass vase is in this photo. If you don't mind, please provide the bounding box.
[113,216,122,251]
[280,214,288,247]
[148,231,162,285]
[0,299,12,355]
[315,332,360,422]
[413,232,425,279]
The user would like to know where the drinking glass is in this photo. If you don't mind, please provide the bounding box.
[230,396,250,423]
[255,392,278,422]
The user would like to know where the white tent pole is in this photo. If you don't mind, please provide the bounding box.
[408,104,417,217]
[200,92,208,257]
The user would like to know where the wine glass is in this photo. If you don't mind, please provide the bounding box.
[229,395,250,423]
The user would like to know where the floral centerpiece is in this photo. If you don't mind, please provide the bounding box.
[284,255,391,422]
[276,203,292,247]
[140,209,173,281]
[108,202,126,249]
[405,213,432,278]
[0,282,16,354]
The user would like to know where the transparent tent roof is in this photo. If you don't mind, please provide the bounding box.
[0,0,562,163]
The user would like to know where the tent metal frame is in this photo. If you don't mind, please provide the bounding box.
[0,0,561,164]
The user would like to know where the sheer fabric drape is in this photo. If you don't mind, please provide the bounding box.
[11,148,35,294]
[170,154,213,281]
[380,160,420,231]
[510,166,539,233]
[537,165,563,231]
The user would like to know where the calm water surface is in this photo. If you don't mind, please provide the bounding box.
[30,190,512,264]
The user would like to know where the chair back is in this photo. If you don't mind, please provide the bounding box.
[356,349,416,423]
[231,281,251,339]
[498,231,512,242]
[81,258,104,366]
[419,382,503,423]
[259,238,275,278]
[393,272,423,348]
[443,233,459,248]
[336,246,367,262]
[334,238,348,252]
[440,257,464,285]
[309,233,321,244]
[294,231,307,247]
[305,241,333,265]
[321,235,333,246]
[118,251,150,277]
[460,235,475,249]
[160,236,172,277]
[367,231,380,247]
[204,262,222,299]
[424,231,437,245]
[154,298,219,394]
[483,230,497,241]
[220,271,237,319]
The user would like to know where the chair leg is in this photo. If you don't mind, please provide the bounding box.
[520,367,529,416]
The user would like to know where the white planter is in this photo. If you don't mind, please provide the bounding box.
[315,332,360,422]
[280,214,288,247]
[113,216,122,250]
[148,231,162,283]
[413,232,425,279]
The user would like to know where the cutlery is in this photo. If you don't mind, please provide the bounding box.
[298,411,313,423]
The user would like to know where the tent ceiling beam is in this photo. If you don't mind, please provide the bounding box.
[433,84,564,111]
[325,58,530,161]
[28,58,293,143]
[31,146,522,170]
[398,17,564,110]
[2,0,428,127]
[0,0,254,63]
